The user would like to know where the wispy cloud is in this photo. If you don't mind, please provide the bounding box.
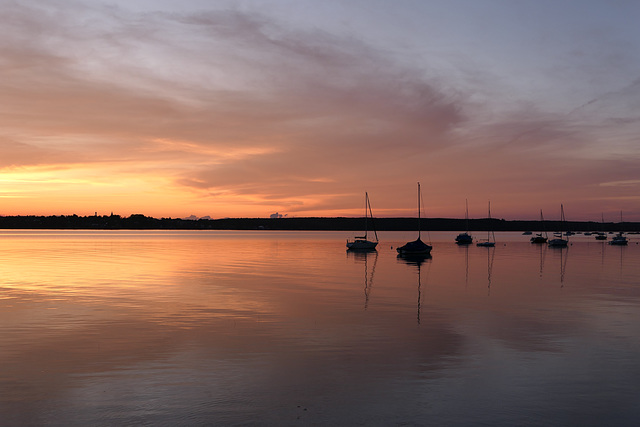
[1,1,639,219]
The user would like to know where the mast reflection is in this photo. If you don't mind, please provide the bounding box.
[548,242,569,287]
[550,246,569,287]
[397,253,432,325]
[560,247,568,287]
[347,249,379,310]
[478,246,495,296]
[463,244,469,287]
[538,243,547,279]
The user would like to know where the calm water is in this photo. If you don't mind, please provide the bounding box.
[1,230,639,426]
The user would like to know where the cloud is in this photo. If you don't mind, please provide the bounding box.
[0,2,462,158]
[600,179,640,188]
[0,1,639,218]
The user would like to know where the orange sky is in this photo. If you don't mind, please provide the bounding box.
[1,1,640,221]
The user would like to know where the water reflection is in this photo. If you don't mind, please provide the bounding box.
[397,253,432,325]
[1,231,640,425]
[548,245,569,287]
[479,246,495,296]
[346,250,378,310]
[396,252,432,268]
[537,242,547,278]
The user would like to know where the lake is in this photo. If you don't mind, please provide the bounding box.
[1,230,639,426]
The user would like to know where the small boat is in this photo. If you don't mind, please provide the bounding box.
[548,204,568,247]
[477,201,495,247]
[455,199,473,245]
[347,192,378,251]
[609,232,628,245]
[609,211,629,246]
[549,237,568,247]
[397,183,432,255]
[530,209,548,244]
[530,235,548,244]
[595,213,607,240]
[455,232,473,244]
[608,211,628,245]
[522,231,533,235]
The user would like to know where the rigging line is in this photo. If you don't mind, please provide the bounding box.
[367,192,378,242]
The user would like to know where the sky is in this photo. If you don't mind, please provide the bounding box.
[1,0,639,221]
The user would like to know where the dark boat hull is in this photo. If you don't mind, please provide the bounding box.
[396,238,432,255]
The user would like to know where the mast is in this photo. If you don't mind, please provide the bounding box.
[363,192,369,240]
[620,210,623,231]
[417,182,421,239]
[464,199,469,233]
[465,199,469,233]
[487,201,492,242]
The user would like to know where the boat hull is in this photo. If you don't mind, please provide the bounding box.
[530,236,548,244]
[609,232,628,245]
[609,238,628,246]
[548,238,568,247]
[396,238,432,255]
[455,233,473,245]
[476,241,495,247]
[346,239,378,251]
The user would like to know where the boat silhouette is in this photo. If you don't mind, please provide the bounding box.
[396,182,432,255]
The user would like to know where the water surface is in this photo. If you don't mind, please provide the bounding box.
[1,231,639,425]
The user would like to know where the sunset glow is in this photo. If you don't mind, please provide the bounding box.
[2,0,639,221]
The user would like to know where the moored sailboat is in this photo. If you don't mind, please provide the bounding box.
[347,192,378,251]
[595,213,607,240]
[530,209,548,243]
[548,204,568,247]
[609,232,628,245]
[455,199,473,245]
[397,183,432,255]
[609,211,628,245]
[477,201,495,247]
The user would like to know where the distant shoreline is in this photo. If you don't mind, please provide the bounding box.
[0,214,638,232]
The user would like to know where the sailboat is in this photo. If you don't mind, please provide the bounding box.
[477,201,495,247]
[610,232,628,245]
[609,211,628,245]
[455,199,473,244]
[595,213,607,240]
[548,204,568,247]
[530,209,548,243]
[346,192,379,251]
[396,182,432,255]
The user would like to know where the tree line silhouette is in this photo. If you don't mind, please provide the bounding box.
[0,214,637,232]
